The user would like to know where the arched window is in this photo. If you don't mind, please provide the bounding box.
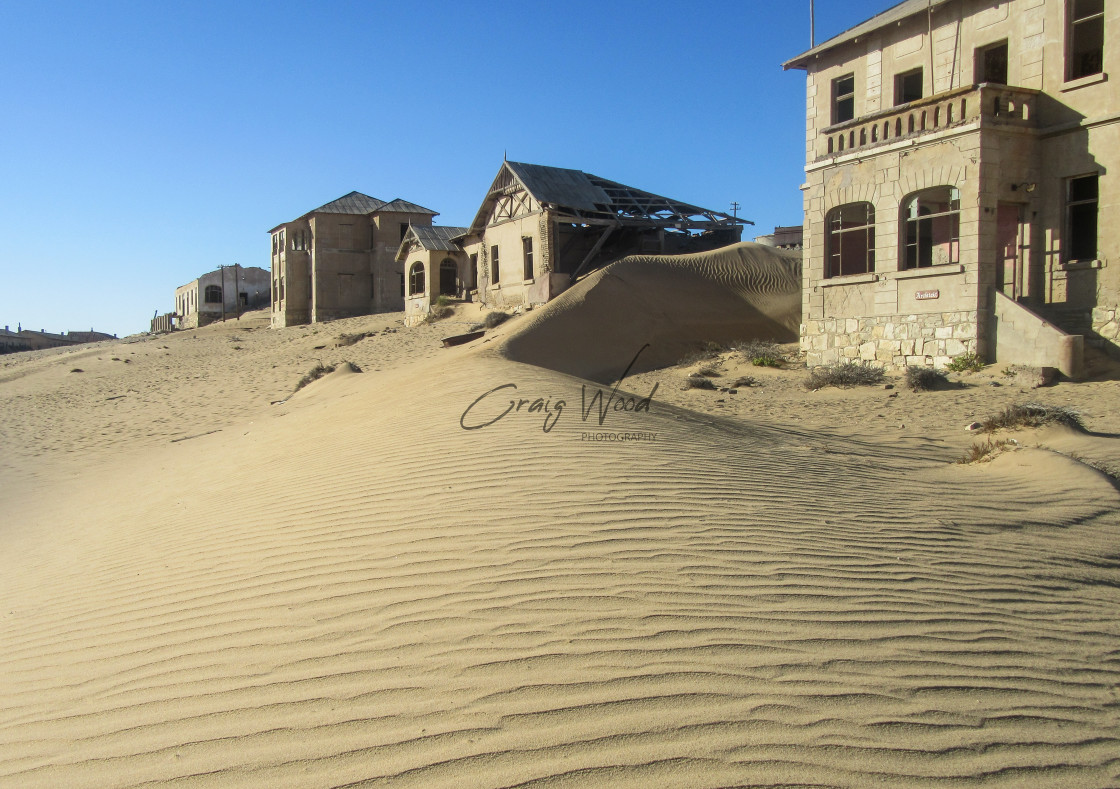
[205,285,223,303]
[825,203,875,278]
[902,186,960,269]
[409,262,425,296]
[439,259,458,296]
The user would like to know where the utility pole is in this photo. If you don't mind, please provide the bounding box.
[810,0,815,47]
[730,201,741,219]
[234,262,241,320]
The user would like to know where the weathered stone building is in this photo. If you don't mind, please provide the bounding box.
[785,0,1117,375]
[269,192,437,327]
[457,161,748,311]
[398,226,470,324]
[175,266,270,329]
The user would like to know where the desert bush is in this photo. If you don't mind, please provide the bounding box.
[731,375,758,388]
[682,375,717,390]
[733,339,783,367]
[337,331,374,347]
[945,352,985,373]
[295,362,335,392]
[696,362,722,377]
[981,403,1085,433]
[957,438,1016,464]
[905,365,949,391]
[805,361,885,389]
[424,295,455,323]
[483,311,510,329]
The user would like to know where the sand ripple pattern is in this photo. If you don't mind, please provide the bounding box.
[2,358,1119,788]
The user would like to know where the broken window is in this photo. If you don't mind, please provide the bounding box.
[895,68,923,105]
[976,40,1009,84]
[272,234,278,255]
[1068,0,1105,80]
[491,245,500,284]
[522,237,534,280]
[832,74,855,124]
[205,285,223,303]
[291,230,308,251]
[470,253,478,289]
[409,262,425,296]
[1067,174,1099,260]
[902,186,960,269]
[400,223,410,242]
[825,203,876,278]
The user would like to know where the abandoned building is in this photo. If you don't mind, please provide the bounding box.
[785,0,1117,375]
[398,226,471,323]
[755,226,805,249]
[0,325,117,354]
[397,160,749,322]
[269,192,438,327]
[175,266,270,329]
[453,161,749,314]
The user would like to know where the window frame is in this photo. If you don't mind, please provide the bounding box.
[408,261,425,296]
[831,74,855,124]
[825,202,876,279]
[975,40,1009,84]
[901,186,961,270]
[1066,173,1100,262]
[491,244,500,284]
[1066,0,1105,81]
[204,285,223,304]
[522,237,534,280]
[894,68,924,105]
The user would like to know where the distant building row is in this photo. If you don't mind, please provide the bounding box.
[268,160,749,328]
[0,325,116,354]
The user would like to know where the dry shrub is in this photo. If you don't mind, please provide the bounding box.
[295,362,335,391]
[483,311,510,329]
[733,339,783,367]
[981,403,1085,433]
[805,361,885,389]
[424,295,455,323]
[682,375,717,390]
[957,438,1016,464]
[696,363,721,377]
[731,375,758,388]
[337,331,374,347]
[905,365,949,391]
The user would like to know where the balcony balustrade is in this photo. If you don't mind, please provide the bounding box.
[817,83,1039,161]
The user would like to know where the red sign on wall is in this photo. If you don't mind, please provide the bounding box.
[915,289,940,300]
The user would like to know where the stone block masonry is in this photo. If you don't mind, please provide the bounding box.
[802,310,979,369]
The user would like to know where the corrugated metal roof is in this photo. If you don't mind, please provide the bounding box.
[505,161,612,213]
[306,191,387,215]
[410,225,469,251]
[376,198,438,215]
[783,0,951,69]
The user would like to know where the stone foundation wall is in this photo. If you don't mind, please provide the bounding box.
[1092,305,1120,349]
[802,310,979,369]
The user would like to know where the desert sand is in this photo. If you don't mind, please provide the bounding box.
[2,243,1119,788]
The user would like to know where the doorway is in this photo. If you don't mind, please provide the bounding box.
[996,202,1023,299]
[439,259,458,296]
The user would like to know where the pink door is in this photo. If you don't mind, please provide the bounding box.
[996,203,1021,298]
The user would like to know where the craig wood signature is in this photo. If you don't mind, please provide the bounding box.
[459,345,659,434]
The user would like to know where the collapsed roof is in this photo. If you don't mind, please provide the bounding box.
[466,161,750,236]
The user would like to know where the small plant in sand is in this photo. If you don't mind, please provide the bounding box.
[695,362,722,377]
[483,311,510,329]
[424,295,455,323]
[904,365,949,392]
[731,375,758,388]
[295,362,336,392]
[682,375,717,390]
[805,361,885,389]
[957,438,1017,464]
[733,339,783,367]
[945,352,985,373]
[337,331,375,347]
[980,402,1085,433]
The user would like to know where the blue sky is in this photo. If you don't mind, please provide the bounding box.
[0,0,889,337]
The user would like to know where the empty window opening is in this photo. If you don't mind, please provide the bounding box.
[291,230,308,251]
[826,203,876,278]
[832,74,855,124]
[409,262,425,296]
[976,40,1009,84]
[491,245,501,284]
[902,186,961,269]
[205,285,223,304]
[1067,174,1099,260]
[895,68,923,105]
[1067,0,1104,80]
[470,253,479,289]
[239,292,248,307]
[522,237,534,280]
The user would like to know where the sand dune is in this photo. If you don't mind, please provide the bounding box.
[2,251,1120,787]
[501,242,801,382]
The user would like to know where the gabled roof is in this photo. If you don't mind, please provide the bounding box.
[375,198,438,215]
[467,160,749,235]
[783,0,951,70]
[396,225,468,260]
